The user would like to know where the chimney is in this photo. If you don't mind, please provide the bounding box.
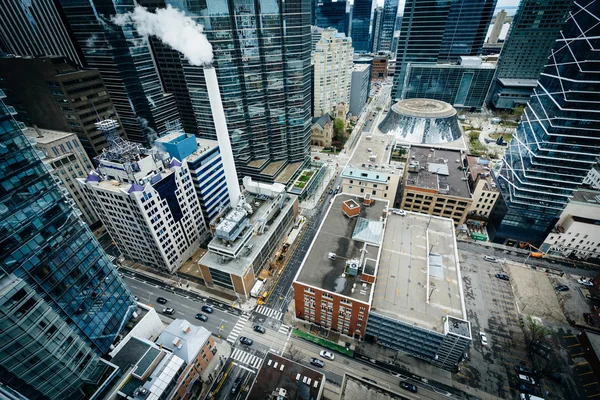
[204,66,241,207]
[33,124,43,138]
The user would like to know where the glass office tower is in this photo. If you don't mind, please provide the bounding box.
[351,0,374,53]
[378,0,399,52]
[488,0,600,245]
[316,0,349,36]
[0,92,136,356]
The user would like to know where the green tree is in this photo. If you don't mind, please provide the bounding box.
[333,118,345,141]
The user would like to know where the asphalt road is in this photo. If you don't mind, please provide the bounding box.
[208,360,255,400]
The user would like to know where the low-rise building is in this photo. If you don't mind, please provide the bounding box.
[246,353,325,400]
[350,64,371,117]
[401,146,472,225]
[466,156,499,220]
[372,55,389,80]
[198,177,298,299]
[311,114,333,147]
[292,194,471,371]
[26,127,98,227]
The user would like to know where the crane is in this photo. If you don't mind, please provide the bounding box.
[519,242,545,258]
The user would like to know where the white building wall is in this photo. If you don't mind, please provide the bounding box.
[468,179,499,218]
[543,218,600,260]
[583,167,600,190]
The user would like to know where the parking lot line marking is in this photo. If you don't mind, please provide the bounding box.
[572,352,585,357]
[583,382,598,387]
[564,335,576,338]
[568,343,582,347]
[576,361,590,366]
[587,393,600,398]
[580,371,594,376]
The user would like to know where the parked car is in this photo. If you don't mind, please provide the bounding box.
[496,273,510,281]
[162,308,175,315]
[195,313,208,322]
[156,297,168,304]
[231,377,243,395]
[329,189,333,194]
[518,374,536,385]
[399,382,418,393]
[480,332,488,346]
[309,358,324,367]
[314,156,320,160]
[578,278,593,286]
[133,296,139,301]
[239,336,253,346]
[392,209,407,216]
[201,305,214,313]
[519,383,540,396]
[362,377,377,384]
[514,366,535,375]
[253,325,266,334]
[484,255,497,262]
[319,350,335,360]
[555,285,569,291]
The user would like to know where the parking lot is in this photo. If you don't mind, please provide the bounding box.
[457,251,530,399]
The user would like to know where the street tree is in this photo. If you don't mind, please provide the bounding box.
[287,342,304,362]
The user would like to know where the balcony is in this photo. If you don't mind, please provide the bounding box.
[6,105,17,116]
[0,89,5,99]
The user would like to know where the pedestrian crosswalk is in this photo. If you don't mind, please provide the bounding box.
[226,313,251,344]
[231,348,263,370]
[255,305,283,320]
[278,324,290,335]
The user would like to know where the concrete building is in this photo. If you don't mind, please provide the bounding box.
[26,128,98,227]
[371,55,389,80]
[577,330,600,382]
[467,156,499,220]
[488,10,507,44]
[155,320,215,400]
[0,55,125,159]
[541,190,600,261]
[292,194,471,371]
[78,121,205,273]
[311,114,334,147]
[341,132,403,206]
[199,177,298,299]
[401,146,472,225]
[371,7,384,53]
[349,64,371,117]
[584,166,600,190]
[402,57,496,110]
[313,28,353,117]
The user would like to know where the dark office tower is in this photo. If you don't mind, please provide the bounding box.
[57,0,180,147]
[371,8,384,52]
[0,55,126,159]
[437,0,496,62]
[351,0,374,53]
[142,0,312,183]
[0,0,84,66]
[488,0,600,246]
[316,0,350,36]
[489,0,573,109]
[378,0,400,52]
[0,93,136,395]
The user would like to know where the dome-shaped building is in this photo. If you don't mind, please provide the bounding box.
[378,99,463,146]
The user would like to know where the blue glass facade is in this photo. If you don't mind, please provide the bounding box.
[316,0,349,36]
[488,0,600,245]
[0,95,136,355]
[351,0,374,53]
[378,0,399,52]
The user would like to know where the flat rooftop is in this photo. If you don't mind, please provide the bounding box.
[295,194,387,302]
[340,375,404,400]
[372,212,466,332]
[406,146,471,199]
[348,132,403,175]
[571,189,600,205]
[246,353,324,400]
[498,78,538,87]
[26,128,73,144]
[467,156,498,192]
[199,192,297,276]
[275,161,304,184]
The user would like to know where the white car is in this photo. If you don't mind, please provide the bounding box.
[319,350,335,360]
[578,278,593,286]
[518,374,536,385]
[484,255,497,262]
[392,209,407,216]
[480,332,488,346]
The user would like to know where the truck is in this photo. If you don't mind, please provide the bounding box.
[250,280,265,298]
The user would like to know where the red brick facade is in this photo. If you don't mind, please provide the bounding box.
[171,336,215,400]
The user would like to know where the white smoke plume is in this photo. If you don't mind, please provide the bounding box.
[112,5,213,66]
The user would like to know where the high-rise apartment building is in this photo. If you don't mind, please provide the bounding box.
[313,29,353,117]
[371,8,384,53]
[26,128,99,227]
[393,0,496,100]
[488,0,600,245]
[0,0,84,66]
[78,121,206,273]
[139,0,312,183]
[0,56,126,159]
[57,0,180,147]
[488,9,507,44]
[0,94,136,355]
[316,0,350,36]
[488,0,573,109]
[351,0,374,53]
[378,0,400,53]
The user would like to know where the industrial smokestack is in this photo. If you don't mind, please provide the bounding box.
[204,66,241,207]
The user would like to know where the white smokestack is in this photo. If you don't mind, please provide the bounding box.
[112,5,213,66]
[204,66,241,207]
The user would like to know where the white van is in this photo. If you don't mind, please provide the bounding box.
[484,255,497,262]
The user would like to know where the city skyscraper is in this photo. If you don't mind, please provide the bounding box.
[488,9,507,44]
[0,93,136,395]
[371,7,384,53]
[393,0,496,100]
[140,0,312,183]
[378,0,400,52]
[351,0,374,53]
[488,0,573,109]
[57,0,181,147]
[315,0,350,36]
[0,0,84,66]
[488,0,600,245]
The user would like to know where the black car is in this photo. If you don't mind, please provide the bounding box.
[519,384,540,396]
[556,285,569,291]
[495,273,510,281]
[195,313,208,322]
[231,377,242,395]
[156,297,168,304]
[514,366,535,375]
[239,336,253,346]
[309,357,324,367]
[399,382,418,393]
[253,325,266,334]
[201,305,213,314]
[362,377,377,384]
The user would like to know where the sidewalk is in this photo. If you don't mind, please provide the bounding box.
[199,338,232,399]
[120,261,257,312]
